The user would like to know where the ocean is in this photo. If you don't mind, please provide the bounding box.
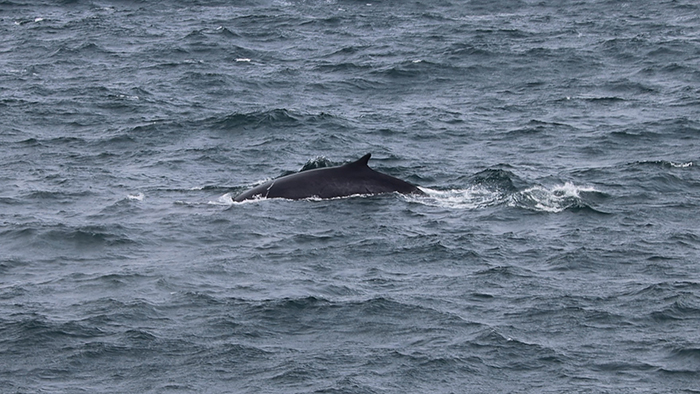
[1,0,699,392]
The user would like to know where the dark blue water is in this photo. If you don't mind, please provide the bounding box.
[2,1,700,392]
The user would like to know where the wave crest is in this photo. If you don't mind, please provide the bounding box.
[510,182,604,213]
[413,181,605,213]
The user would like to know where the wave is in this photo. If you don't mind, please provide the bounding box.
[207,192,235,206]
[211,108,345,131]
[649,298,700,322]
[509,182,607,213]
[3,223,139,257]
[634,160,694,169]
[298,155,336,171]
[48,42,117,63]
[413,186,506,210]
[621,160,698,193]
[415,180,605,213]
[666,347,700,372]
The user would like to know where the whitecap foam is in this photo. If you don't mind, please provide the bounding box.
[670,161,693,168]
[511,182,598,213]
[409,186,505,210]
[208,192,234,206]
[127,192,144,201]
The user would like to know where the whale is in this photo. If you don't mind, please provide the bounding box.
[234,153,424,202]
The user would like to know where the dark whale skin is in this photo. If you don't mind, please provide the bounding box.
[234,154,423,202]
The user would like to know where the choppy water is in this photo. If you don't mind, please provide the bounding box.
[2,1,700,393]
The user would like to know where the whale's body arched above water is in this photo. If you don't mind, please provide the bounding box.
[234,154,423,202]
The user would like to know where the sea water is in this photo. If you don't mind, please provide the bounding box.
[2,1,699,392]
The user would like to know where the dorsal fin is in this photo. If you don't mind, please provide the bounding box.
[344,153,371,168]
